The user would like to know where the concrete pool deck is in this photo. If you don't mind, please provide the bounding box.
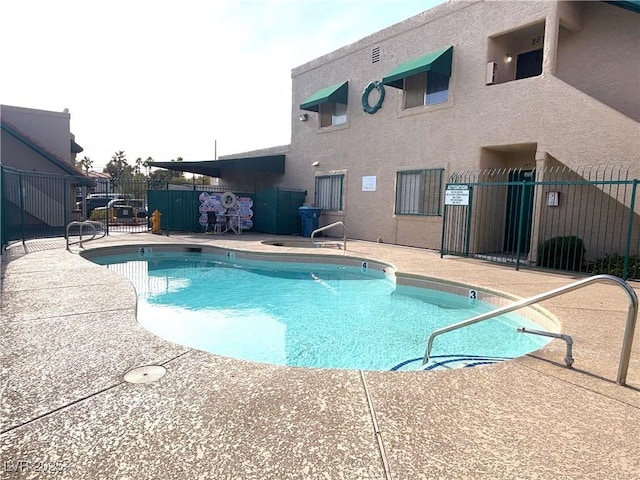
[1,232,639,479]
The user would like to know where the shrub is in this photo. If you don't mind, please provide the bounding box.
[537,235,585,271]
[592,253,640,280]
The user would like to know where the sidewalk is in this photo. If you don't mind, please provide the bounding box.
[1,233,638,479]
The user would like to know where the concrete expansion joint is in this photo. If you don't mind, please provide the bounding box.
[0,382,122,436]
[159,349,194,367]
[2,307,134,323]
[360,370,392,480]
[0,350,195,436]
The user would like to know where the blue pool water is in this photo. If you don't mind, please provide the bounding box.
[93,251,550,371]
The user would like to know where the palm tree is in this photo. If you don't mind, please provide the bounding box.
[79,156,93,174]
[104,151,130,178]
[143,157,153,177]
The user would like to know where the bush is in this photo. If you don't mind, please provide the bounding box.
[537,236,585,271]
[592,253,640,280]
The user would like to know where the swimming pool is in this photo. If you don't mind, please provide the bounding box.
[90,247,551,371]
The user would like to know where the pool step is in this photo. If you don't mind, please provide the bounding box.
[390,354,512,372]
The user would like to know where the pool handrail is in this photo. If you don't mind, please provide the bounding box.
[66,220,106,250]
[311,221,346,252]
[422,274,638,386]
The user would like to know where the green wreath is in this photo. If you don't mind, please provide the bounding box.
[361,81,385,114]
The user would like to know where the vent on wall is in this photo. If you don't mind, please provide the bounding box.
[371,47,380,64]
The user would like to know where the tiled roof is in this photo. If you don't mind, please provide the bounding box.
[0,119,88,178]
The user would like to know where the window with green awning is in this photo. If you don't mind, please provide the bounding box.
[382,46,453,110]
[299,81,349,112]
[382,46,453,89]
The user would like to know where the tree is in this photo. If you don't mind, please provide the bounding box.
[146,155,188,188]
[143,157,153,176]
[79,156,93,173]
[104,151,133,179]
[194,175,211,186]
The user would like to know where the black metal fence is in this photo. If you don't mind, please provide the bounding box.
[9,162,640,280]
[1,165,92,246]
[1,166,307,249]
[442,165,640,279]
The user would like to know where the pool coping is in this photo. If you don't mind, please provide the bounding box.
[1,233,639,479]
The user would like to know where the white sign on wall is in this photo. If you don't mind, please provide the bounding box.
[362,176,377,192]
[445,184,470,205]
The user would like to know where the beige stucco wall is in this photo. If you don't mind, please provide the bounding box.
[557,1,640,122]
[282,0,639,249]
[1,133,73,174]
[0,105,74,166]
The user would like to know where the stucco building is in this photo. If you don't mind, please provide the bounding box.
[0,104,84,174]
[1,104,90,241]
[221,0,639,261]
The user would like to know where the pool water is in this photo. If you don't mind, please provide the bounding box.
[94,252,550,371]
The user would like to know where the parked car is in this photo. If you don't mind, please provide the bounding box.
[90,199,147,222]
[77,194,123,215]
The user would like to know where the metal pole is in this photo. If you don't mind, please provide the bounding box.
[63,178,69,230]
[622,179,637,280]
[464,186,473,257]
[0,166,5,250]
[515,179,527,271]
[440,198,448,258]
[18,172,26,248]
[517,327,574,367]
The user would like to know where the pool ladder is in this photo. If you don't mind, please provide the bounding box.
[311,221,346,252]
[422,274,638,386]
[65,220,107,250]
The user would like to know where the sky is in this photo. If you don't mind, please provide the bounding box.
[1,0,446,171]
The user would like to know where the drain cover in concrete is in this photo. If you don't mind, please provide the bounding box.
[124,365,167,384]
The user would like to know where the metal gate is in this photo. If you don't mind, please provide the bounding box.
[441,165,640,279]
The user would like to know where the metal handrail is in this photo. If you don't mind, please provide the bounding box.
[311,221,346,252]
[422,274,638,386]
[66,220,106,250]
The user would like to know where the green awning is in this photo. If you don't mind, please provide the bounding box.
[299,81,349,112]
[149,155,285,178]
[382,46,453,89]
[604,1,640,13]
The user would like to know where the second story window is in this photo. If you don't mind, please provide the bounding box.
[300,81,349,128]
[403,71,450,109]
[319,101,347,127]
[383,46,453,111]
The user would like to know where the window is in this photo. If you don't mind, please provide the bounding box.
[299,81,349,127]
[395,169,444,216]
[319,102,347,127]
[315,174,344,211]
[404,71,449,109]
